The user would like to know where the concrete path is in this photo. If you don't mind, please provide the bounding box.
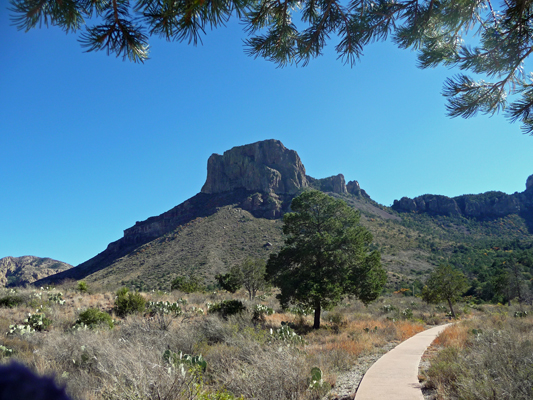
[354,323,452,400]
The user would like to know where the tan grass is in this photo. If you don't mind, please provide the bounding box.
[432,323,469,348]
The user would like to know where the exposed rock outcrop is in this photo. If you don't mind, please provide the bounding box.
[527,174,533,191]
[201,140,307,195]
[347,180,371,198]
[392,175,533,219]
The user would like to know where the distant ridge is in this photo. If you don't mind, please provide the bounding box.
[0,256,72,287]
[392,174,533,230]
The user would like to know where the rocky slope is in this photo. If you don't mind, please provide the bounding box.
[33,139,533,292]
[34,140,392,289]
[0,256,73,287]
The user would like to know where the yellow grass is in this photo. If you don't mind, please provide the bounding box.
[433,323,469,349]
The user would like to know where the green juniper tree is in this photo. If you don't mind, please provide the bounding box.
[267,190,386,329]
[422,264,469,318]
[10,0,533,133]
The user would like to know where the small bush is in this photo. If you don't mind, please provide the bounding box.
[0,295,25,308]
[208,300,246,319]
[77,281,89,293]
[114,287,146,317]
[252,304,274,322]
[76,308,114,329]
[9,312,52,335]
[171,275,204,293]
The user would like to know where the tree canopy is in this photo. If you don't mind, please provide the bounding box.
[266,190,386,329]
[10,0,533,133]
[421,264,469,318]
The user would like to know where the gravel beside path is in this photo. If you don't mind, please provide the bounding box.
[325,341,399,400]
[325,324,451,400]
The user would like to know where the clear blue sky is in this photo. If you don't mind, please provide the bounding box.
[2,2,532,266]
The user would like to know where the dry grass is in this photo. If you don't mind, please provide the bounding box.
[421,305,533,400]
[0,286,464,400]
[431,323,470,349]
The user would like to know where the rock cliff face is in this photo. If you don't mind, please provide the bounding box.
[201,140,307,195]
[527,174,533,191]
[392,175,533,219]
[40,139,372,285]
[0,256,72,287]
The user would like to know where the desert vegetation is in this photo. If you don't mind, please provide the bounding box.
[420,306,533,400]
[0,283,458,400]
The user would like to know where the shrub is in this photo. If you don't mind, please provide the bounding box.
[208,300,246,319]
[252,304,274,322]
[48,292,65,305]
[76,308,114,329]
[171,275,204,293]
[0,294,25,308]
[77,281,89,293]
[9,312,52,335]
[114,287,146,317]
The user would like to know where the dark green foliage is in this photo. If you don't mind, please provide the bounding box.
[0,295,24,308]
[77,281,88,293]
[267,190,386,329]
[76,308,114,329]
[171,275,204,294]
[208,300,246,319]
[114,287,146,317]
[422,264,469,318]
[11,0,533,132]
[215,265,243,293]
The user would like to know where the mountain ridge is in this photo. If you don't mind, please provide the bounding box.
[31,139,533,291]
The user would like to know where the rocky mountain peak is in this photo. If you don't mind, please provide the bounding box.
[527,174,533,191]
[201,139,308,195]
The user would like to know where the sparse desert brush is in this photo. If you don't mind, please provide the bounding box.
[0,287,469,400]
[423,309,533,400]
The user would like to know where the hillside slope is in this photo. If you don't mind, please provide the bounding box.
[0,256,73,287]
[34,140,533,293]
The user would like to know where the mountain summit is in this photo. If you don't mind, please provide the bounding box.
[201,139,307,195]
[34,140,372,288]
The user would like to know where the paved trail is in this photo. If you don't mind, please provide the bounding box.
[354,323,451,400]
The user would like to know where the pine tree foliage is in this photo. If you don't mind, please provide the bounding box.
[10,0,533,132]
[266,190,386,329]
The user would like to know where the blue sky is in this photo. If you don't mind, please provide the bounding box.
[2,2,532,266]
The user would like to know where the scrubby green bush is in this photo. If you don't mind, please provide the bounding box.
[76,308,114,329]
[171,275,204,293]
[77,281,89,293]
[114,287,146,316]
[208,300,246,319]
[0,294,25,308]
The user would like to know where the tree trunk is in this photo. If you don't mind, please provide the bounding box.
[447,298,456,319]
[313,302,321,329]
